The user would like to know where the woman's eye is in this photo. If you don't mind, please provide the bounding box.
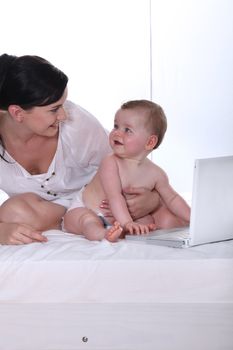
[51,106,60,113]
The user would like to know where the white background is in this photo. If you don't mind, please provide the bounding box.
[1,0,233,196]
[151,0,233,193]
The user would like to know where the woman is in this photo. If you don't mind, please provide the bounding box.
[0,53,159,245]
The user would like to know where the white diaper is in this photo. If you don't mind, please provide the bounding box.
[97,212,112,229]
[67,186,85,212]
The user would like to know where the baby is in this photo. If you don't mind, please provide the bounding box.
[63,100,190,241]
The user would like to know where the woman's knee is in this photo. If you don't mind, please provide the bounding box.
[0,193,40,222]
[0,193,66,230]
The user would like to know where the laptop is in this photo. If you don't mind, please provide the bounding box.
[125,155,233,248]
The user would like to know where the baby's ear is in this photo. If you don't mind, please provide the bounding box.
[145,135,158,150]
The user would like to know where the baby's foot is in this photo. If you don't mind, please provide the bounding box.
[148,223,156,231]
[105,221,123,242]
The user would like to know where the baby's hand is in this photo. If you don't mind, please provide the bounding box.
[124,221,151,235]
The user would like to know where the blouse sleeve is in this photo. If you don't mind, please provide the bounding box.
[61,100,111,169]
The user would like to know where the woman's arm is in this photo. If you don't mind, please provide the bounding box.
[100,187,161,220]
[122,187,160,220]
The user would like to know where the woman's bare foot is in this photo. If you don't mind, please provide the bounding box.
[105,221,123,242]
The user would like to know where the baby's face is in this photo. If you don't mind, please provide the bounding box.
[109,108,152,159]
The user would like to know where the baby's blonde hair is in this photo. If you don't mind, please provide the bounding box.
[121,99,167,149]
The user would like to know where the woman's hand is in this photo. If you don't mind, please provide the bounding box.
[0,222,48,245]
[123,187,160,220]
[100,187,160,221]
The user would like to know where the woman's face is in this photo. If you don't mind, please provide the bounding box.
[20,88,68,137]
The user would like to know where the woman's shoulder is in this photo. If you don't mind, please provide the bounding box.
[64,100,102,126]
[64,100,88,118]
[60,100,110,165]
[62,100,108,137]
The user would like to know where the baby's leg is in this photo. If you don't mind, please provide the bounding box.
[151,206,188,229]
[64,207,105,240]
[64,207,122,242]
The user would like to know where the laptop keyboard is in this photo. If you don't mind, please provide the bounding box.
[147,227,190,240]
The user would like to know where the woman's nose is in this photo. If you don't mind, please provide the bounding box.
[57,107,67,121]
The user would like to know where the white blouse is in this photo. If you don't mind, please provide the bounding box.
[0,100,111,207]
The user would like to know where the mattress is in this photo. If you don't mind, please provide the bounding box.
[0,229,233,349]
[0,229,233,303]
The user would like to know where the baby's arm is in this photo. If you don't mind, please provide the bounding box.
[155,170,190,223]
[99,156,150,234]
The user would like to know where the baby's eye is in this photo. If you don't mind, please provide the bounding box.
[125,127,132,133]
[113,124,118,129]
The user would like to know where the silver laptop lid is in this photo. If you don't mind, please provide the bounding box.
[189,155,233,246]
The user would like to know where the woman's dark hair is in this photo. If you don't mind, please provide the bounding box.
[0,53,68,110]
[0,53,68,161]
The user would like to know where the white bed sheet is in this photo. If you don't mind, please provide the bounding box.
[0,229,233,349]
[0,229,232,303]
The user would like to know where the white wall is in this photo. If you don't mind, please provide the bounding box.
[1,0,233,197]
[1,0,151,131]
[151,0,233,194]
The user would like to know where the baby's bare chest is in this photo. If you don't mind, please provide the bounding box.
[118,165,156,190]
